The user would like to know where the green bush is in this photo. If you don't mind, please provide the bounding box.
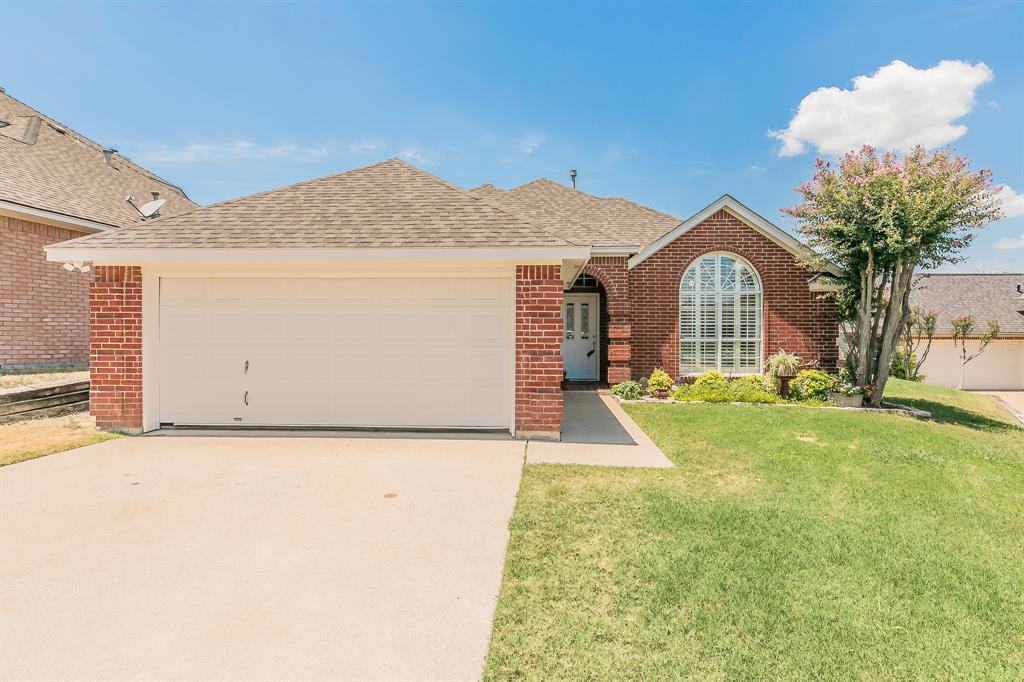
[610,380,644,401]
[672,371,779,404]
[890,349,921,380]
[693,370,729,391]
[647,368,674,395]
[790,369,836,402]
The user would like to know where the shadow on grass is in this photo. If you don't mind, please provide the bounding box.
[891,397,1021,432]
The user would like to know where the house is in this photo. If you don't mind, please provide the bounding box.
[909,274,1024,390]
[0,90,196,369]
[45,158,840,439]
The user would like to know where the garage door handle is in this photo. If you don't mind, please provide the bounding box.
[244,360,249,375]
[244,391,249,406]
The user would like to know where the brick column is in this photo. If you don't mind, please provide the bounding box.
[90,266,142,432]
[585,257,631,384]
[514,265,563,440]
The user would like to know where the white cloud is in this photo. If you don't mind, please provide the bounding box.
[769,60,994,157]
[349,142,381,153]
[747,165,767,172]
[398,147,436,165]
[499,133,545,164]
[133,140,328,164]
[996,184,1024,219]
[994,235,1024,250]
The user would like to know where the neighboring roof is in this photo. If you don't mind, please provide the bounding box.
[628,194,837,273]
[0,90,196,229]
[910,274,1024,336]
[53,158,576,250]
[503,178,681,247]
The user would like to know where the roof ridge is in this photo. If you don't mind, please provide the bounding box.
[0,91,192,200]
[139,157,404,227]
[469,185,591,246]
[378,160,575,246]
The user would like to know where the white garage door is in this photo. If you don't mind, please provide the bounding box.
[158,277,513,429]
[918,339,1024,390]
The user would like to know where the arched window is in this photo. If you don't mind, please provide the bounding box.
[679,252,762,374]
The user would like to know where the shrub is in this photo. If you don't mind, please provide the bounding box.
[790,369,836,402]
[890,349,920,381]
[672,372,779,404]
[730,375,781,404]
[693,370,728,391]
[647,368,674,395]
[610,380,644,401]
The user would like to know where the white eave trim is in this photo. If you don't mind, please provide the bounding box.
[626,194,840,275]
[0,200,117,233]
[590,245,638,256]
[44,244,592,265]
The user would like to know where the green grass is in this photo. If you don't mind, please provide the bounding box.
[485,379,1024,680]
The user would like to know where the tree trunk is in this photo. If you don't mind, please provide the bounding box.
[870,258,915,405]
[855,250,874,386]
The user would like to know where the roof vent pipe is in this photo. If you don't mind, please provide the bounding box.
[570,169,577,189]
[102,148,116,166]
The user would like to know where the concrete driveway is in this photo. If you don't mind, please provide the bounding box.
[0,434,524,681]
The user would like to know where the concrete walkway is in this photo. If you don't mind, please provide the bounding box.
[975,390,1024,423]
[1,436,524,681]
[527,392,673,468]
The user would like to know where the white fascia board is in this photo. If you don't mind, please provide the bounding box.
[590,245,638,256]
[0,200,116,233]
[627,194,840,275]
[44,245,592,265]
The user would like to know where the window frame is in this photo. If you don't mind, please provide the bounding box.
[678,252,763,376]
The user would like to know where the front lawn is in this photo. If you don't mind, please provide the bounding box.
[485,379,1023,680]
[0,414,120,467]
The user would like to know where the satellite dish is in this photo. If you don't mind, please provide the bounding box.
[137,198,166,218]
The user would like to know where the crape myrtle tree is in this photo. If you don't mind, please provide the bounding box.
[784,145,1003,405]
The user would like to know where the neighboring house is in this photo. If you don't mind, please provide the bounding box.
[46,158,840,439]
[910,274,1024,390]
[0,90,195,369]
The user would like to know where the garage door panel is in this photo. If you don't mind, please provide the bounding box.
[160,277,513,428]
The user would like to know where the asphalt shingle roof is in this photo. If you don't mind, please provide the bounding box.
[57,158,575,249]
[503,178,681,247]
[910,273,1024,336]
[0,91,196,227]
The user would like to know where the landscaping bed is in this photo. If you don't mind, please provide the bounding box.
[485,379,1023,679]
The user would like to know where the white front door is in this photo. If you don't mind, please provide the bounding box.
[562,293,599,380]
[157,277,513,429]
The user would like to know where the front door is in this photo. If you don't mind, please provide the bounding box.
[562,293,599,380]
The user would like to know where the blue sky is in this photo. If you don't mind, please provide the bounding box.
[2,0,1022,271]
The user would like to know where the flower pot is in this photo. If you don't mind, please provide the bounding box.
[829,392,863,408]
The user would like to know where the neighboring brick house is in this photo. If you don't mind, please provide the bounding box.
[46,158,840,439]
[0,90,195,369]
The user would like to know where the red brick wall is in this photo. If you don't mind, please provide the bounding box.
[629,209,840,380]
[0,215,92,368]
[515,265,563,438]
[585,257,631,384]
[90,266,143,432]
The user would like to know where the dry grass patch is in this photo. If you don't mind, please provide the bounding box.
[0,370,89,390]
[0,414,119,466]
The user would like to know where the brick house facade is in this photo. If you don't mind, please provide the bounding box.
[564,210,839,385]
[1,216,93,367]
[57,161,839,439]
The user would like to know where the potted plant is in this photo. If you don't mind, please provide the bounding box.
[766,349,801,398]
[829,369,866,407]
[647,368,674,399]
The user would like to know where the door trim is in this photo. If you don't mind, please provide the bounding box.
[562,292,600,381]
